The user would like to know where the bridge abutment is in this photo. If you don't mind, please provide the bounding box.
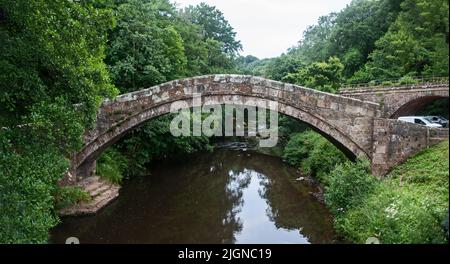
[76,160,97,182]
[371,118,449,175]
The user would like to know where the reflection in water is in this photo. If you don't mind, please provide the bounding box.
[51,149,339,244]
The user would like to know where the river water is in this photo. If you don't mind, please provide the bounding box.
[51,149,339,244]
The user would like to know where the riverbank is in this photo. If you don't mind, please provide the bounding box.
[210,138,450,243]
[281,130,449,244]
[332,141,449,244]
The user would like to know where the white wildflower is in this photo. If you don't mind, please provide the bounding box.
[385,202,399,219]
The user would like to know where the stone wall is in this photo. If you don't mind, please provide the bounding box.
[372,118,448,175]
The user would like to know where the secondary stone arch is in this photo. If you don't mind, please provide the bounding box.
[390,94,449,118]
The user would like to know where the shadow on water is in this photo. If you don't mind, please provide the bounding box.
[51,149,340,244]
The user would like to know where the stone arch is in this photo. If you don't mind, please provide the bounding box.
[74,97,366,179]
[71,75,380,182]
[338,84,449,119]
[390,94,449,118]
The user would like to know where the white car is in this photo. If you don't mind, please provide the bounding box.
[427,116,449,128]
[398,116,443,128]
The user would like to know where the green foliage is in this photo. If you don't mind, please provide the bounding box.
[28,98,85,155]
[327,0,402,77]
[264,54,303,81]
[342,48,365,78]
[418,98,449,119]
[176,16,237,75]
[0,130,68,243]
[283,133,449,244]
[335,141,449,244]
[354,0,449,80]
[96,148,129,184]
[325,159,379,215]
[0,0,116,243]
[283,57,344,93]
[54,186,91,211]
[243,0,448,85]
[106,0,186,92]
[118,114,212,176]
[444,210,449,239]
[337,185,448,244]
[104,0,238,179]
[0,0,118,127]
[182,2,242,56]
[282,133,311,167]
[106,0,240,92]
[283,130,347,184]
[277,115,308,145]
[381,81,394,86]
[235,55,272,76]
[293,14,337,64]
[250,0,402,82]
[399,75,419,85]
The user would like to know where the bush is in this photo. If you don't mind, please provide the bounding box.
[334,141,449,244]
[0,132,68,243]
[96,148,129,184]
[399,76,418,85]
[54,186,91,211]
[325,159,379,215]
[278,115,308,144]
[336,185,448,244]
[282,133,310,167]
[283,130,347,185]
[444,210,449,240]
[118,114,212,176]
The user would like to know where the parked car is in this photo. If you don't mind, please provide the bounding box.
[398,116,443,128]
[426,116,448,128]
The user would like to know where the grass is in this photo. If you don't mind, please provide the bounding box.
[96,148,128,184]
[54,186,91,211]
[334,141,449,244]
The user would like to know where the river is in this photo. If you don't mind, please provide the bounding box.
[51,149,340,244]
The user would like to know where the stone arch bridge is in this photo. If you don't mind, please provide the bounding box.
[339,83,449,118]
[66,75,449,185]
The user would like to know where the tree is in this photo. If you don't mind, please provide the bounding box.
[182,3,242,56]
[283,57,344,93]
[0,0,116,243]
[106,0,187,92]
[102,0,236,179]
[0,0,117,127]
[251,0,403,82]
[294,13,337,64]
[327,0,402,77]
[353,0,449,80]
[264,54,303,81]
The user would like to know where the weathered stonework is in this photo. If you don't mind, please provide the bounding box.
[59,176,120,216]
[339,84,449,118]
[64,75,448,185]
[371,118,449,175]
